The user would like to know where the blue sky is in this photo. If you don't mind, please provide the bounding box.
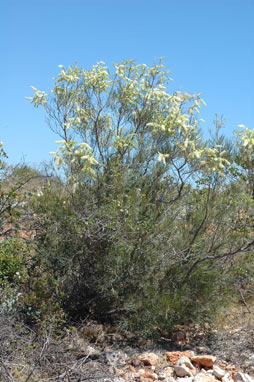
[1,0,253,165]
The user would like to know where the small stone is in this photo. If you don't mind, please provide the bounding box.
[137,368,146,376]
[158,367,175,380]
[191,356,216,368]
[174,365,193,377]
[138,353,159,366]
[222,372,233,382]
[213,365,226,380]
[234,372,253,382]
[194,373,216,382]
[177,377,193,382]
[140,378,155,382]
[163,367,175,377]
[177,357,195,370]
[165,352,194,365]
[139,371,157,380]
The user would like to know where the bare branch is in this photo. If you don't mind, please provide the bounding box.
[185,239,254,280]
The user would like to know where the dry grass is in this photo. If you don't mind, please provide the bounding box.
[0,314,116,382]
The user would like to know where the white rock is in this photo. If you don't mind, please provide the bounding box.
[194,373,216,382]
[175,365,193,377]
[177,356,195,370]
[222,372,233,382]
[158,373,167,380]
[137,368,145,376]
[235,372,253,382]
[213,365,225,380]
[158,370,175,381]
[163,378,176,382]
[177,377,194,382]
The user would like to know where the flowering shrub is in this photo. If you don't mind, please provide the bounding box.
[25,60,254,331]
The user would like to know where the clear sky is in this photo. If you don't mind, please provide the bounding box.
[1,0,253,166]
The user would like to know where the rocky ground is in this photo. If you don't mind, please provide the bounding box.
[62,322,254,382]
[1,314,254,382]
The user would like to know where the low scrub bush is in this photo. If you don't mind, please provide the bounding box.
[22,59,254,333]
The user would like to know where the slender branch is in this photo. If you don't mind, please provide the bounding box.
[158,160,186,204]
[236,283,252,314]
[91,106,106,164]
[188,186,211,249]
[185,239,254,280]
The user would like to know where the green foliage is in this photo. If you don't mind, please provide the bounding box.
[0,239,28,285]
[23,59,254,333]
[19,275,65,326]
[0,147,65,327]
